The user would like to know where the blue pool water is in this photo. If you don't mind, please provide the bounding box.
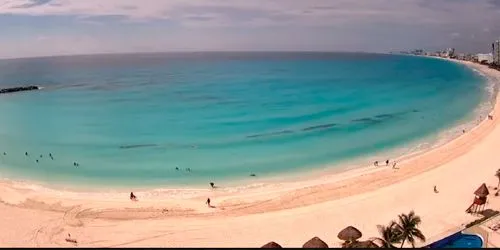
[0,52,491,188]
[444,234,483,248]
[429,232,484,248]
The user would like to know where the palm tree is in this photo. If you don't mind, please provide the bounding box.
[373,221,402,248]
[396,211,426,248]
[495,169,500,190]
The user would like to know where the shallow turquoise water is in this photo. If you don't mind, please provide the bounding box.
[0,53,488,188]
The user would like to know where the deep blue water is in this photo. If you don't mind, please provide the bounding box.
[0,52,489,188]
[428,232,484,248]
[443,234,483,248]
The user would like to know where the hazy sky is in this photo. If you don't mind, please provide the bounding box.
[0,0,499,58]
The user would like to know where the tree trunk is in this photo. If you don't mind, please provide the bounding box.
[400,238,406,248]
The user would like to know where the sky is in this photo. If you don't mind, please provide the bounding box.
[0,0,499,59]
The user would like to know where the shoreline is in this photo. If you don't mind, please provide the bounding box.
[1,59,500,247]
[0,55,493,194]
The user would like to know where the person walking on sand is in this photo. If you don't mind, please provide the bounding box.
[392,161,397,169]
[206,198,211,207]
[385,159,389,166]
[130,192,137,201]
[434,185,439,193]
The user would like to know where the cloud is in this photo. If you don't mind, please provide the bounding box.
[11,0,53,9]
[0,0,500,58]
[489,0,500,8]
[36,35,48,41]
[0,0,491,27]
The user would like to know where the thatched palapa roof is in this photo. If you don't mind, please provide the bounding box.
[302,237,329,248]
[261,241,283,248]
[337,226,363,241]
[474,183,490,197]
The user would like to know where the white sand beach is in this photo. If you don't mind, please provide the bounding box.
[1,59,500,248]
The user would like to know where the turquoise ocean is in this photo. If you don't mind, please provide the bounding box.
[0,52,492,189]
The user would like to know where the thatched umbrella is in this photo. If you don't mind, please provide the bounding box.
[337,226,362,242]
[261,241,283,248]
[302,237,329,248]
[474,183,490,197]
[347,240,379,248]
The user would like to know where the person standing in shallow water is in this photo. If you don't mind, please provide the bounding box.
[385,160,389,166]
[206,198,211,207]
[374,161,379,167]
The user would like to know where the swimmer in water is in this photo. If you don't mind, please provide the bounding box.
[25,152,28,156]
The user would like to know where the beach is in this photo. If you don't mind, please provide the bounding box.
[1,59,500,247]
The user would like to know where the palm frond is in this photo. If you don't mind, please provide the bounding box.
[395,211,425,248]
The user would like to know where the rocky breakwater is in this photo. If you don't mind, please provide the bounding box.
[0,85,40,94]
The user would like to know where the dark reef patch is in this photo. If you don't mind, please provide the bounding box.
[246,130,294,139]
[119,144,158,149]
[302,123,337,131]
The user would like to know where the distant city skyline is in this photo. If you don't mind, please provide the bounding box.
[0,0,500,59]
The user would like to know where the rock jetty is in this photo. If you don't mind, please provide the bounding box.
[0,86,40,94]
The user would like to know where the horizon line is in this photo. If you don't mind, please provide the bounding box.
[0,50,393,61]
